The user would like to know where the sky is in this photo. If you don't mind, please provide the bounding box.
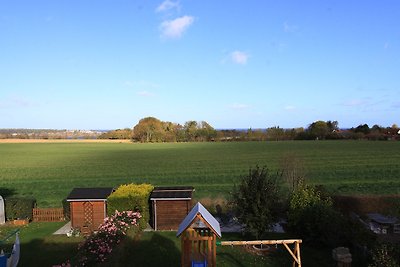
[1,0,399,130]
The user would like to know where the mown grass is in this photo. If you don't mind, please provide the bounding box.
[1,141,400,207]
[104,231,334,267]
[0,222,81,266]
[1,223,334,267]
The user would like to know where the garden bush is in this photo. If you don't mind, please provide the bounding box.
[4,197,36,220]
[107,183,154,230]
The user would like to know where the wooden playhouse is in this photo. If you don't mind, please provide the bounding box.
[66,187,114,233]
[177,202,221,267]
[150,186,194,231]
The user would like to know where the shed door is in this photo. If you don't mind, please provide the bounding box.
[83,201,94,227]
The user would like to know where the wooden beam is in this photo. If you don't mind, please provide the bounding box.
[218,239,302,267]
[283,243,300,266]
[219,239,302,246]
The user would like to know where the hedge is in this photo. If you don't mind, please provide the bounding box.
[5,197,36,220]
[107,183,154,230]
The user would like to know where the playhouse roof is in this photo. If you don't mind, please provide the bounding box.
[66,187,114,201]
[176,202,221,238]
[150,186,194,200]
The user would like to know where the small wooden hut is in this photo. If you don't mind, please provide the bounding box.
[177,202,221,267]
[150,186,194,231]
[66,187,114,233]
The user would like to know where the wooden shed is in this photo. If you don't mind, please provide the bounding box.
[150,186,194,231]
[66,187,114,232]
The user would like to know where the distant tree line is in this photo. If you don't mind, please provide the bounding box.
[2,119,398,141]
[0,129,102,139]
[98,118,399,142]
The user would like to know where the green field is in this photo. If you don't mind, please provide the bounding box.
[1,141,400,207]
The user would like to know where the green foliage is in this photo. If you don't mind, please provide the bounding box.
[287,185,339,246]
[107,183,154,230]
[231,166,281,239]
[369,243,400,267]
[98,128,132,139]
[62,198,70,221]
[5,197,36,220]
[287,185,375,248]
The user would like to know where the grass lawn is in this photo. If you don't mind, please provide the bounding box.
[1,141,400,207]
[0,223,339,266]
[0,222,82,267]
[104,231,335,267]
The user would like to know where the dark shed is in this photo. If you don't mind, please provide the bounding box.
[150,186,194,231]
[67,187,114,232]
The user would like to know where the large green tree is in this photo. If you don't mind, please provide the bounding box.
[308,120,329,139]
[132,117,165,142]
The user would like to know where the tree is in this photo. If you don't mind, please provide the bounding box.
[132,117,165,142]
[266,126,284,141]
[184,121,198,141]
[308,120,329,140]
[231,166,281,239]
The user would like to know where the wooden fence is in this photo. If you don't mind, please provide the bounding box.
[32,208,65,222]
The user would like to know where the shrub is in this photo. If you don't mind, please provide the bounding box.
[107,183,153,230]
[369,243,400,267]
[56,210,141,267]
[62,198,70,221]
[231,166,281,239]
[5,197,36,220]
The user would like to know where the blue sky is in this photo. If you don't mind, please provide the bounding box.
[1,1,399,129]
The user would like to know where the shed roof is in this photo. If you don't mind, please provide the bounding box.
[66,187,114,201]
[176,202,221,238]
[150,186,194,200]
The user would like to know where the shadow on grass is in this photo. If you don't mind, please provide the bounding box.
[0,188,16,198]
[103,232,181,267]
[18,237,81,267]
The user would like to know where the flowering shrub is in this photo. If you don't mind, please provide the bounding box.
[55,210,141,267]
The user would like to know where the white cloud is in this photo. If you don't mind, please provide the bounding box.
[137,91,156,97]
[156,0,180,13]
[230,103,249,110]
[284,105,296,111]
[231,51,249,65]
[283,21,299,33]
[160,15,194,39]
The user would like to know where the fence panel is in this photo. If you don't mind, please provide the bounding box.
[33,208,65,222]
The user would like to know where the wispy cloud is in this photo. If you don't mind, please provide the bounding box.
[124,80,159,88]
[284,105,296,111]
[137,91,156,97]
[392,102,400,108]
[230,103,250,110]
[160,15,194,39]
[384,42,390,49]
[230,51,249,65]
[0,95,35,108]
[156,0,180,13]
[342,99,367,107]
[283,21,299,33]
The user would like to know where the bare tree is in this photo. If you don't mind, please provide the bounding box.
[279,153,306,193]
